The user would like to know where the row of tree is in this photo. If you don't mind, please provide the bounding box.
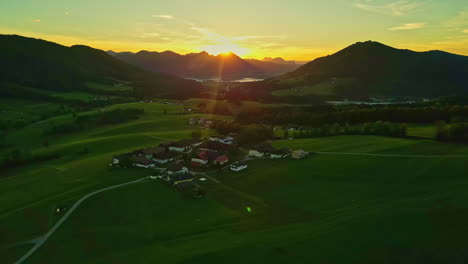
[237,105,468,127]
[436,121,468,142]
[287,121,407,139]
[44,108,144,135]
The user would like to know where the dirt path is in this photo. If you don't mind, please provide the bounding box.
[15,177,150,264]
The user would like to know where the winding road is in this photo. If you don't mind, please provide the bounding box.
[15,177,150,264]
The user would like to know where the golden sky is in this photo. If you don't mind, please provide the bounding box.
[1,0,468,60]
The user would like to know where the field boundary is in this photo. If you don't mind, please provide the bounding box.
[316,152,467,158]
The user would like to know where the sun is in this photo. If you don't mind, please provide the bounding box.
[199,42,249,57]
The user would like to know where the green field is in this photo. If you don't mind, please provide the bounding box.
[407,124,437,139]
[3,125,467,263]
[0,101,230,262]
[272,78,354,97]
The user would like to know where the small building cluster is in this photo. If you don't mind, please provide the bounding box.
[249,143,308,160]
[188,118,213,129]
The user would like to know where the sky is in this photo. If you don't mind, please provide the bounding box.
[1,0,467,60]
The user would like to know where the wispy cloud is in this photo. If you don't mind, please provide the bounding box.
[140,32,161,38]
[152,14,174,19]
[446,10,468,28]
[32,19,41,22]
[354,0,425,16]
[388,22,426,30]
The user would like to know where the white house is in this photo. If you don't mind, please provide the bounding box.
[230,162,248,172]
[248,149,264,158]
[209,135,234,145]
[270,148,291,159]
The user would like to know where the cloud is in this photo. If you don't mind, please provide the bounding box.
[353,0,425,16]
[152,14,174,19]
[32,19,41,22]
[446,10,468,28]
[388,22,426,30]
[140,32,161,38]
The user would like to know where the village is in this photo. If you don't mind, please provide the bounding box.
[110,118,309,197]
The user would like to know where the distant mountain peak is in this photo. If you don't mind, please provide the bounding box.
[262,57,295,65]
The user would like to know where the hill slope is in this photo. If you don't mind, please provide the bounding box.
[0,35,202,99]
[111,50,300,80]
[271,41,468,99]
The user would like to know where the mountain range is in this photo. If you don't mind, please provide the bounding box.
[0,35,202,100]
[228,41,468,102]
[108,50,301,80]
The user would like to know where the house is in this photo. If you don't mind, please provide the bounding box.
[249,143,276,158]
[133,156,155,169]
[152,151,179,164]
[209,135,234,145]
[270,148,291,159]
[191,150,210,167]
[230,162,248,171]
[167,173,194,186]
[111,153,132,166]
[191,155,209,167]
[286,124,302,131]
[215,155,229,165]
[168,139,194,152]
[188,139,203,148]
[139,146,166,159]
[199,141,230,153]
[189,118,198,125]
[292,150,309,159]
[192,150,226,166]
[166,163,189,175]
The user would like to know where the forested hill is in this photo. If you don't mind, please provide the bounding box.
[277,41,468,98]
[0,34,202,99]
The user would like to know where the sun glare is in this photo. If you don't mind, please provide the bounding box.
[200,42,249,57]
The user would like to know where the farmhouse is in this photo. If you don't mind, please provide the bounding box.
[215,155,229,165]
[249,143,276,158]
[199,141,230,153]
[191,155,209,166]
[133,156,155,169]
[111,153,132,166]
[168,139,194,152]
[166,163,189,175]
[292,150,309,159]
[152,151,179,164]
[209,135,234,145]
[138,146,166,159]
[270,148,291,159]
[230,162,248,171]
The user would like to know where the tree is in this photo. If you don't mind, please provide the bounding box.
[284,129,289,139]
[163,109,167,115]
[42,139,49,148]
[191,131,202,140]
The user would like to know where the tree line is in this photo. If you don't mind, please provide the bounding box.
[236,105,468,127]
[436,121,468,142]
[44,108,144,135]
[288,121,407,139]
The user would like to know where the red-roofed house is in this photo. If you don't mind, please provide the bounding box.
[215,155,229,165]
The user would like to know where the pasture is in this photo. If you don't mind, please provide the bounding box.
[9,135,468,264]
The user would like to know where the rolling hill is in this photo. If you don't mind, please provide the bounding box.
[272,41,468,99]
[0,35,202,100]
[110,50,300,80]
